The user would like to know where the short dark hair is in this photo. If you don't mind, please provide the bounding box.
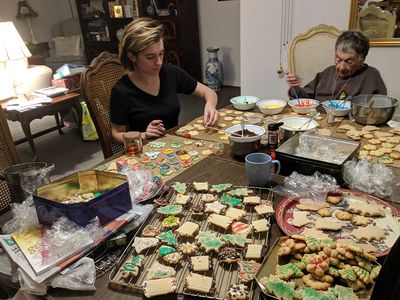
[335,30,370,59]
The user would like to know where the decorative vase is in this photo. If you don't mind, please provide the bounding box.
[205,47,223,91]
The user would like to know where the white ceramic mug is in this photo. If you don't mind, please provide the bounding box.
[245,153,281,186]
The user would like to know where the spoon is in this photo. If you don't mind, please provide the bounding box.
[240,120,245,137]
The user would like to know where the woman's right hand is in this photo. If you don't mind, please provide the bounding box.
[144,120,166,139]
[286,73,301,87]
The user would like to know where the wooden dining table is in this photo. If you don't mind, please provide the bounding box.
[4,106,400,300]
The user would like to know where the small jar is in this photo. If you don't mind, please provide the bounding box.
[212,141,224,155]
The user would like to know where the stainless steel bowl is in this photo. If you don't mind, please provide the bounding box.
[351,94,399,125]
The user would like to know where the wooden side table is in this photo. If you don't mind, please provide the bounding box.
[2,93,81,161]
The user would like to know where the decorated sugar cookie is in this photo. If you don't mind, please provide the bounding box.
[219,194,242,207]
[142,224,159,237]
[171,182,187,194]
[205,201,227,214]
[210,183,232,193]
[196,231,225,253]
[162,216,180,228]
[157,205,183,215]
[157,230,177,246]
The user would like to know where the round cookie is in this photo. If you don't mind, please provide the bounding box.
[335,210,352,221]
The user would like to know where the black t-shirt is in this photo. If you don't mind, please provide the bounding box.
[110,63,197,132]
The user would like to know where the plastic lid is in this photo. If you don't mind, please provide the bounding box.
[268,122,284,131]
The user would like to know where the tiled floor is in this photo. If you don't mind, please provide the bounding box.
[7,86,240,180]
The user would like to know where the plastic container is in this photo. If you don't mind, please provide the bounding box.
[33,170,132,227]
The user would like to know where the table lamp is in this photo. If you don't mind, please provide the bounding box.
[0,22,32,100]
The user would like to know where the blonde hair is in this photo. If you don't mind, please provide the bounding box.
[119,17,164,71]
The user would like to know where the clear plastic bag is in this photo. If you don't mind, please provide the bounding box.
[272,171,339,202]
[343,159,395,198]
[2,199,38,234]
[50,257,96,291]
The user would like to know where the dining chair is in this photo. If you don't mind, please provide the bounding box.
[288,24,342,87]
[80,52,125,159]
[0,106,21,214]
[357,5,396,39]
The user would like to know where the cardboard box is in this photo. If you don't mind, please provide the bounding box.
[51,74,81,90]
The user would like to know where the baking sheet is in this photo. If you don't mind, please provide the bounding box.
[255,238,375,300]
[97,134,215,182]
[108,184,274,299]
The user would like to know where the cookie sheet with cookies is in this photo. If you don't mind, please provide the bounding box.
[276,189,400,257]
[256,235,382,300]
[109,182,274,299]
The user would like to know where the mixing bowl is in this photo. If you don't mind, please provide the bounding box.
[288,98,319,114]
[256,99,287,115]
[351,94,399,125]
[322,100,351,117]
[225,124,265,157]
[230,96,259,111]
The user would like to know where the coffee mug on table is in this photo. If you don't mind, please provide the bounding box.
[245,153,281,186]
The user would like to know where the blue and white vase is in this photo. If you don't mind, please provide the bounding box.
[205,47,223,91]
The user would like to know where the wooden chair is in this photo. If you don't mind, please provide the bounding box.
[0,106,21,214]
[80,52,126,159]
[357,5,396,39]
[288,24,342,86]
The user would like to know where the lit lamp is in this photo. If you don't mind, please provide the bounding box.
[16,0,39,45]
[0,22,32,100]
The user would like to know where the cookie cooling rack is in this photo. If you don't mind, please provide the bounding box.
[108,183,274,299]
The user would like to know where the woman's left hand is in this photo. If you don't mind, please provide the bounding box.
[203,103,219,126]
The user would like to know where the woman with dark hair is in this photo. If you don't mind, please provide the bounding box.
[286,30,387,101]
[110,17,219,144]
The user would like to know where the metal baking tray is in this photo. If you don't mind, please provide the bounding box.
[255,237,376,300]
[276,134,360,183]
[108,183,274,299]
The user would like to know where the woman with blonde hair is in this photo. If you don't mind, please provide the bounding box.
[110,17,219,143]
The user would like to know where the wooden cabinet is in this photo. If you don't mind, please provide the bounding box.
[75,0,201,81]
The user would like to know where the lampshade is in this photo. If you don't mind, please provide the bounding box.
[0,22,32,62]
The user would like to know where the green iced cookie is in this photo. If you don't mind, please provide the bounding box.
[221,234,248,247]
[210,183,232,193]
[339,268,357,282]
[157,205,183,215]
[300,287,331,300]
[157,245,175,257]
[171,182,187,194]
[334,284,358,300]
[260,275,297,300]
[275,263,304,280]
[157,230,177,246]
[220,194,242,207]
